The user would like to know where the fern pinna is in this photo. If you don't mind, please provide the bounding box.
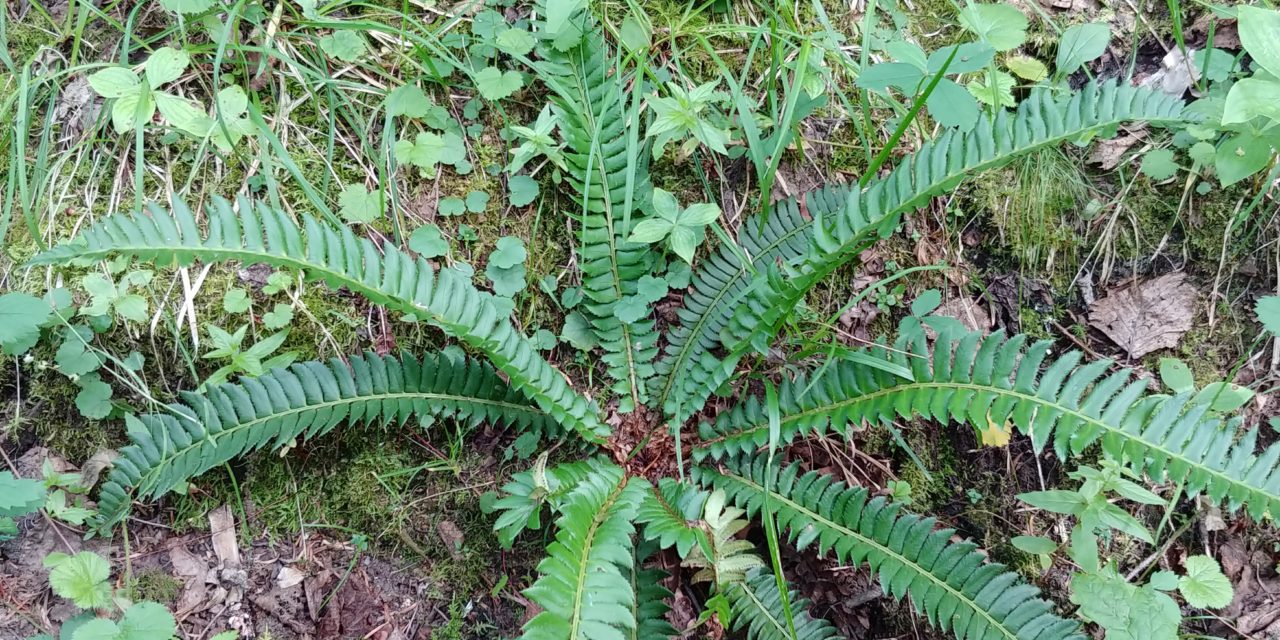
[27,2,1279,639]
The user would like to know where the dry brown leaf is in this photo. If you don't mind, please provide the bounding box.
[1087,129,1146,170]
[1089,272,1198,359]
[934,297,991,333]
[208,505,242,570]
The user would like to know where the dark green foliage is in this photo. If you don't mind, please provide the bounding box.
[697,319,1280,520]
[699,457,1086,640]
[648,187,851,422]
[521,459,648,640]
[29,196,605,443]
[96,352,555,531]
[631,543,677,640]
[727,568,846,640]
[635,478,712,558]
[535,3,657,411]
[673,81,1190,416]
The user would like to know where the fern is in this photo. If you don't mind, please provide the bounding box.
[535,3,657,411]
[521,458,647,640]
[635,478,712,558]
[493,455,598,548]
[631,541,678,640]
[697,319,1280,520]
[727,568,845,640]
[669,81,1189,407]
[697,456,1086,640]
[29,196,606,443]
[94,351,553,531]
[648,186,851,422]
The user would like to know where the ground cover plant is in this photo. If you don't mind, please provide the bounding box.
[2,0,1280,638]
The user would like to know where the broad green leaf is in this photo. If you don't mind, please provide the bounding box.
[386,85,432,118]
[0,471,45,517]
[856,62,923,92]
[0,292,51,356]
[911,290,942,316]
[668,226,699,263]
[628,218,673,243]
[966,70,1016,107]
[958,3,1028,52]
[262,303,294,330]
[87,68,140,99]
[465,190,490,213]
[1018,490,1085,515]
[885,40,928,70]
[1140,149,1179,180]
[145,47,189,89]
[158,0,215,13]
[49,551,112,609]
[475,67,524,100]
[1178,555,1234,609]
[338,184,381,223]
[318,30,367,62]
[1238,6,1280,78]
[619,15,651,52]
[222,288,251,314]
[1010,535,1056,554]
[486,263,526,297]
[1158,358,1194,393]
[1071,569,1181,640]
[155,92,212,136]
[71,618,119,640]
[1257,296,1280,336]
[544,0,588,50]
[926,78,979,129]
[409,224,449,258]
[1216,133,1273,187]
[636,275,668,303]
[75,375,114,420]
[560,311,597,350]
[117,602,178,640]
[1006,55,1047,81]
[1149,570,1179,591]
[927,42,996,75]
[614,295,650,324]
[111,90,155,133]
[1196,381,1253,413]
[508,175,539,206]
[495,28,536,56]
[1056,23,1110,76]
[1222,78,1280,125]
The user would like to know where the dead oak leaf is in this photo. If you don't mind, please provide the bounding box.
[1088,272,1198,359]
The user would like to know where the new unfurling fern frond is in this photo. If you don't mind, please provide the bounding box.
[666,81,1188,415]
[698,457,1086,640]
[727,568,845,640]
[648,186,851,422]
[696,319,1280,520]
[493,456,599,548]
[534,4,657,411]
[521,458,647,640]
[96,352,554,532]
[28,197,605,443]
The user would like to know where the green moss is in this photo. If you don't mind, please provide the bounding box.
[127,568,183,604]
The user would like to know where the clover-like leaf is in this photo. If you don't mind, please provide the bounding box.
[958,3,1028,52]
[409,224,449,258]
[145,47,189,89]
[338,183,382,223]
[262,303,294,331]
[318,30,367,62]
[0,471,45,518]
[475,67,524,100]
[489,236,528,269]
[0,292,51,356]
[508,175,539,207]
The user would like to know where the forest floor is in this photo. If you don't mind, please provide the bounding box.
[3,0,1280,638]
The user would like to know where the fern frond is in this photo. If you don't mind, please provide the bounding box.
[696,320,1280,520]
[535,4,657,411]
[727,568,845,640]
[493,455,598,548]
[631,541,677,640]
[522,459,647,640]
[635,478,712,558]
[649,186,851,421]
[96,351,554,532]
[698,457,1086,640]
[682,488,765,587]
[29,197,605,443]
[719,81,1189,361]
